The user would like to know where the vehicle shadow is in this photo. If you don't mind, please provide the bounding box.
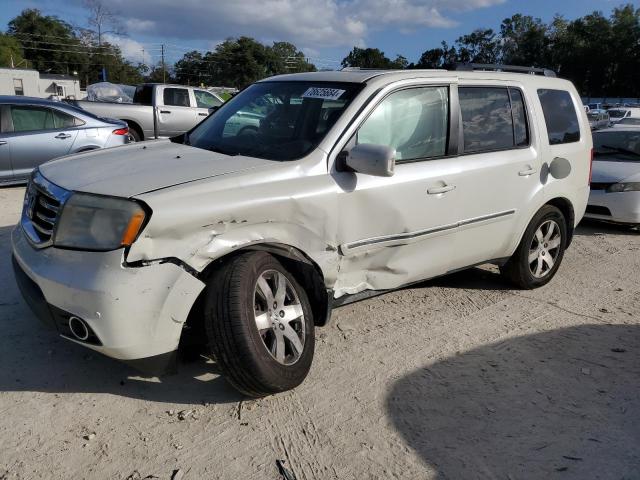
[0,225,242,405]
[386,324,640,479]
[575,219,639,237]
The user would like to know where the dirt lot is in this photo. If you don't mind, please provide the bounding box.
[0,185,639,480]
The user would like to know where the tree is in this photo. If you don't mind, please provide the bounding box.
[0,33,24,68]
[341,47,399,69]
[173,37,316,88]
[270,42,316,74]
[455,29,500,64]
[83,0,124,46]
[8,9,85,74]
[500,14,550,67]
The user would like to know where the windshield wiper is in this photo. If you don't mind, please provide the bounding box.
[600,145,640,158]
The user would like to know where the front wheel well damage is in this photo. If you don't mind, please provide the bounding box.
[179,244,331,357]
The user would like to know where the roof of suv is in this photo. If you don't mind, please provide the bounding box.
[0,95,67,106]
[260,69,569,86]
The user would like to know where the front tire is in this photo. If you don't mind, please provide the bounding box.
[501,205,567,289]
[204,252,315,397]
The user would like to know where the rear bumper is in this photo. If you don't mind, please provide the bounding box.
[11,225,206,372]
[586,190,640,225]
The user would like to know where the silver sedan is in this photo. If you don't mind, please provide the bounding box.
[586,127,640,226]
[0,96,129,185]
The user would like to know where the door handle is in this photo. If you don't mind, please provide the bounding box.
[160,110,171,114]
[55,133,71,139]
[427,184,456,195]
[0,140,7,145]
[518,167,537,176]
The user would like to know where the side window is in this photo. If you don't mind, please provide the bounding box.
[10,106,55,132]
[510,88,529,147]
[194,90,222,109]
[52,109,82,128]
[537,89,580,145]
[357,86,449,161]
[163,88,191,107]
[459,87,514,153]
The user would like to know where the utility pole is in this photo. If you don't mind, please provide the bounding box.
[161,44,166,83]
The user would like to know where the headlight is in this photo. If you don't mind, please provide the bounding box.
[54,193,148,251]
[607,182,640,193]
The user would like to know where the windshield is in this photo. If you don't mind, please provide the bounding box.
[185,81,362,161]
[587,113,599,121]
[593,130,640,161]
[608,109,627,118]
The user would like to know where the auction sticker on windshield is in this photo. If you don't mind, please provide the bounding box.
[302,87,346,100]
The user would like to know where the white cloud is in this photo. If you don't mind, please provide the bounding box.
[96,0,506,50]
[103,34,154,65]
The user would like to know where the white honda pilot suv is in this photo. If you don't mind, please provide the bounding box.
[12,66,592,396]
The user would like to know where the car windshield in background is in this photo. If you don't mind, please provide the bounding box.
[185,82,362,161]
[608,109,627,118]
[617,118,640,126]
[593,130,640,161]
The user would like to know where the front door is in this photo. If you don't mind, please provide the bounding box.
[332,84,461,296]
[156,87,197,137]
[193,89,223,124]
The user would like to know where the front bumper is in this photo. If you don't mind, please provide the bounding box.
[585,190,640,225]
[11,225,206,371]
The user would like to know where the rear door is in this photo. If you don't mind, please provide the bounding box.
[450,84,543,268]
[193,89,223,123]
[156,86,196,137]
[0,105,13,183]
[5,104,78,181]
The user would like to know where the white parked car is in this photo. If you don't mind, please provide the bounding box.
[608,107,640,124]
[612,117,640,128]
[586,127,640,226]
[12,66,592,396]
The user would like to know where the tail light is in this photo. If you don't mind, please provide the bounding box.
[112,127,129,136]
[588,147,594,186]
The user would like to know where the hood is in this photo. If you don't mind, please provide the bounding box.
[39,140,276,197]
[591,159,640,183]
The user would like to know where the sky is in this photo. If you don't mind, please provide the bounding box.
[2,0,638,69]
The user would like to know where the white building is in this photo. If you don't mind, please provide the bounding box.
[0,68,83,99]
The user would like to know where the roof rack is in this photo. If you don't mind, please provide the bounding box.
[452,63,556,77]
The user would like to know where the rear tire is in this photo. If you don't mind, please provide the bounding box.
[203,252,315,397]
[500,205,567,289]
[127,125,141,142]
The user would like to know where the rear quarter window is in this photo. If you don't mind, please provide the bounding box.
[537,89,580,145]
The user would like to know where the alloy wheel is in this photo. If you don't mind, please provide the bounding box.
[253,270,305,365]
[528,220,562,278]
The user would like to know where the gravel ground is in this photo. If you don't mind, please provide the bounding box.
[0,185,639,480]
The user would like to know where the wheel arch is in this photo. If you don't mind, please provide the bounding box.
[181,242,332,355]
[122,119,144,140]
[545,197,575,246]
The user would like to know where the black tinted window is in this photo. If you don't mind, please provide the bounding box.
[164,88,190,107]
[537,89,580,145]
[133,85,153,105]
[460,87,516,153]
[510,89,529,147]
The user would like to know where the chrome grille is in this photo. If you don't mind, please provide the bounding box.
[21,171,71,248]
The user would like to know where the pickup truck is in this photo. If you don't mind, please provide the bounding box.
[67,83,224,141]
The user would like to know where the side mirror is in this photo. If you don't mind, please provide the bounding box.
[208,106,220,115]
[341,143,396,177]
